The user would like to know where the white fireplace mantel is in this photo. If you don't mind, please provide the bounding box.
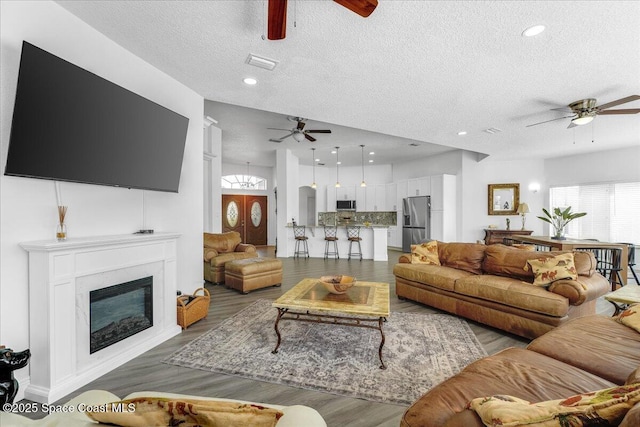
[20,232,182,404]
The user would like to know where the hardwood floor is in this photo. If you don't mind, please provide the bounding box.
[25,248,616,427]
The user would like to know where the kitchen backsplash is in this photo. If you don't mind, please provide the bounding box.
[318,211,397,226]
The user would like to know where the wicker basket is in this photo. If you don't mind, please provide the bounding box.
[177,287,210,329]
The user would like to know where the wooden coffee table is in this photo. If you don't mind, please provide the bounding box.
[271,278,390,369]
[605,285,640,316]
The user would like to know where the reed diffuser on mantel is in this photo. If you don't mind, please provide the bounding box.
[56,205,67,241]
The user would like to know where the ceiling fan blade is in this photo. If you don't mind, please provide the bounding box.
[268,0,287,40]
[597,108,640,115]
[526,115,575,128]
[567,122,578,129]
[305,134,317,142]
[550,107,573,112]
[270,132,294,141]
[333,0,378,17]
[267,127,292,131]
[596,95,640,111]
[269,138,283,143]
[297,121,306,131]
[306,129,332,133]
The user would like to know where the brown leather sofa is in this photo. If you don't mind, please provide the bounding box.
[203,231,257,283]
[400,314,640,427]
[394,243,610,339]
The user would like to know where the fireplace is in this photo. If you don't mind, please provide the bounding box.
[90,276,153,354]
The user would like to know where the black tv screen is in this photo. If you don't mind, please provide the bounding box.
[4,41,189,193]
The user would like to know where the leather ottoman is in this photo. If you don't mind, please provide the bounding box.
[224,258,283,294]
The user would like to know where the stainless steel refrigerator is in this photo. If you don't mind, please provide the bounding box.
[402,196,431,252]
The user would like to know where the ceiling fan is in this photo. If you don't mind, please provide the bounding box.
[527,95,640,129]
[268,0,378,40]
[268,117,332,143]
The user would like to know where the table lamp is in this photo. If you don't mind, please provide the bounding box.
[517,203,530,230]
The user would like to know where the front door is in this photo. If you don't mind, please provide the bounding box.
[222,194,267,246]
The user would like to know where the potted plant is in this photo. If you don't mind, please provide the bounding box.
[537,206,587,240]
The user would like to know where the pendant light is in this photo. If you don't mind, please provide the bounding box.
[335,146,341,188]
[311,148,317,189]
[360,144,366,187]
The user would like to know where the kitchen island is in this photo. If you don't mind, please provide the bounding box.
[285,225,388,261]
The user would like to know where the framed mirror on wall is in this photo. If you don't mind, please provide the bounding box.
[488,183,520,215]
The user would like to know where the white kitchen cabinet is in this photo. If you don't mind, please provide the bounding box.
[365,185,376,211]
[386,183,397,211]
[326,185,336,211]
[337,185,355,200]
[374,184,386,211]
[418,177,431,196]
[355,186,366,212]
[407,179,418,197]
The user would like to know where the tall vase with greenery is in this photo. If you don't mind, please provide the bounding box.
[537,206,586,240]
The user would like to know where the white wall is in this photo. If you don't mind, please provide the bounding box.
[0,0,204,385]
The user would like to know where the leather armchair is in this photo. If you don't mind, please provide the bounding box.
[203,231,257,283]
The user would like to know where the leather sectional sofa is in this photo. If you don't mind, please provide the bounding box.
[203,231,257,283]
[400,313,640,427]
[394,242,610,339]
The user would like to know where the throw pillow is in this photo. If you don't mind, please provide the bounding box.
[617,303,640,334]
[525,253,578,287]
[86,397,284,427]
[627,366,640,385]
[411,241,441,265]
[468,383,640,427]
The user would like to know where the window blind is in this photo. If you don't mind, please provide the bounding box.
[549,182,640,244]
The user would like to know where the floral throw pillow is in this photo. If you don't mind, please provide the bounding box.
[525,253,577,286]
[411,241,440,265]
[468,383,640,427]
[617,303,640,334]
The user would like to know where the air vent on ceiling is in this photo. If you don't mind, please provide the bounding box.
[483,127,502,134]
[246,53,279,71]
[409,143,420,147]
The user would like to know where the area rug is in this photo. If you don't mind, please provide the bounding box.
[163,299,487,405]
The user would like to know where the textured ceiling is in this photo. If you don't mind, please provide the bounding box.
[55,0,640,167]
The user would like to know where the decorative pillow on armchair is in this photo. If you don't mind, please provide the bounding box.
[525,253,578,286]
[617,303,640,334]
[411,241,441,265]
[468,383,640,427]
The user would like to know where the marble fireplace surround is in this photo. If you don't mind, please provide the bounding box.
[20,233,181,404]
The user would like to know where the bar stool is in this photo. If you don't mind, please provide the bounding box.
[323,225,339,259]
[347,226,363,260]
[293,225,309,258]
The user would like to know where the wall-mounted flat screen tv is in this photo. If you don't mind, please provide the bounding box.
[4,41,189,193]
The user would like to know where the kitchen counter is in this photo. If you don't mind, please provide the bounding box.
[285,225,388,261]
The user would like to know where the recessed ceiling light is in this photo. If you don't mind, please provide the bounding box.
[522,25,545,37]
[331,150,337,154]
[369,151,375,155]
[243,77,257,85]
[315,158,320,162]
[369,159,374,163]
[457,131,467,136]
[337,161,341,165]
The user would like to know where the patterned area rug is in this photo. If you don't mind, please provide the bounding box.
[163,299,487,405]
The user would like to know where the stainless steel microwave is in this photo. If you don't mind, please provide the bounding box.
[336,200,356,210]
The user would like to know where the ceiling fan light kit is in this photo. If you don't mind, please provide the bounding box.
[527,95,640,129]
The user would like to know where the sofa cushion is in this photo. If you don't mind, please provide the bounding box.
[618,303,640,333]
[393,263,473,292]
[86,396,284,427]
[411,241,441,265]
[400,347,616,427]
[210,251,257,268]
[525,253,578,287]
[482,246,596,281]
[527,315,640,385]
[628,367,640,385]
[468,383,640,427]
[438,242,486,274]
[454,275,569,317]
[204,231,242,253]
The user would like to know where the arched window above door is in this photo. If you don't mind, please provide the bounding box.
[221,174,267,190]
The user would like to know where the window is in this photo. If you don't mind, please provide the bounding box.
[549,182,640,243]
[221,174,267,190]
